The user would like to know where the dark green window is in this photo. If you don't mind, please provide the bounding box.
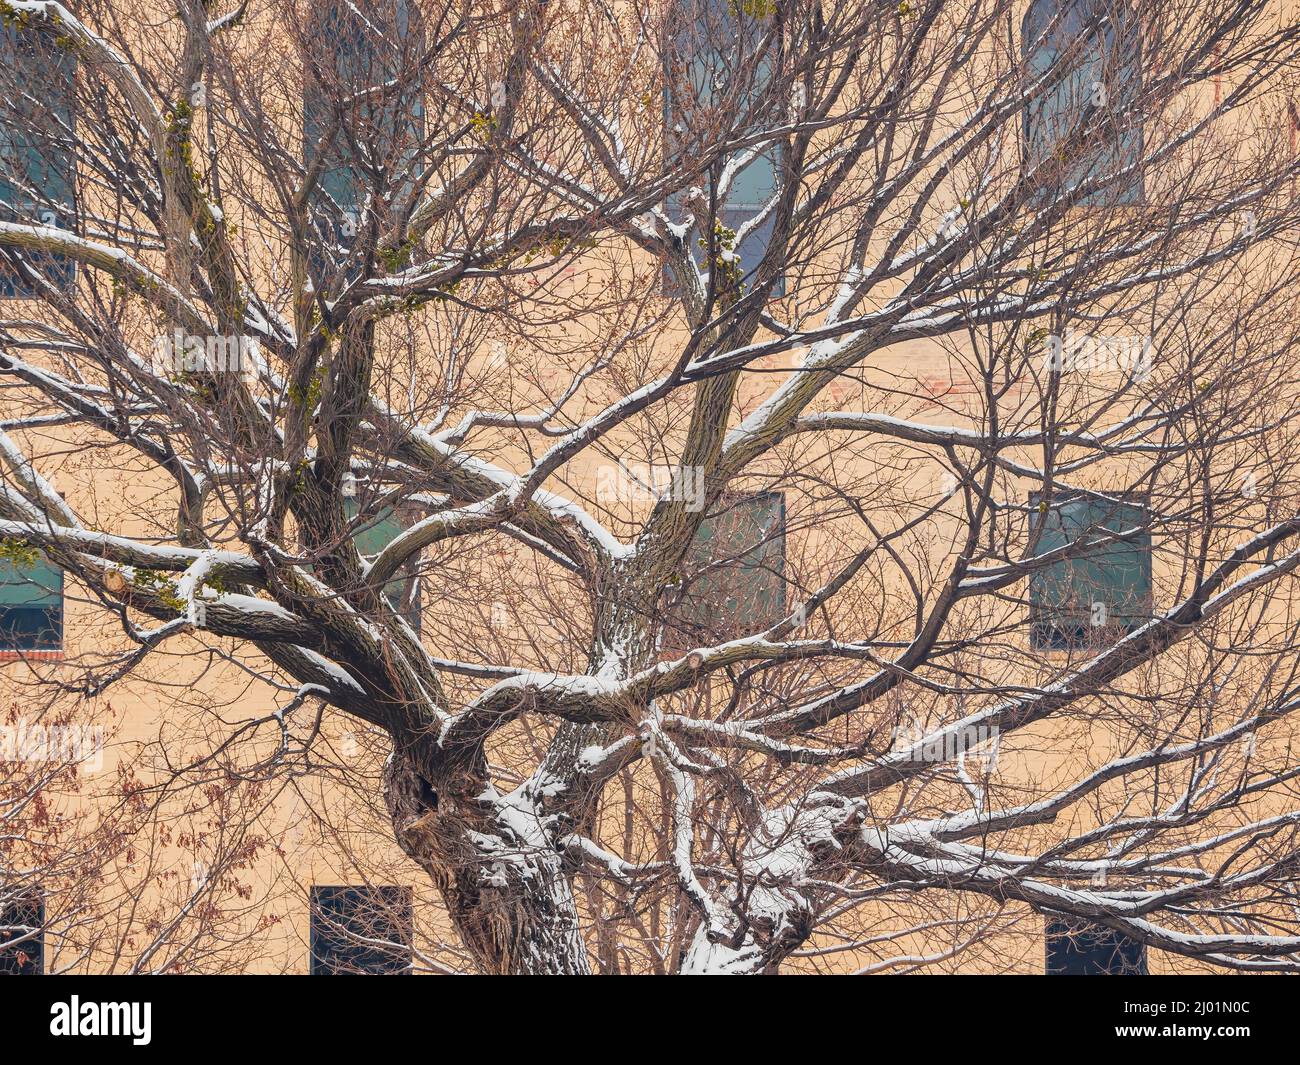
[1046,916,1147,975]
[0,23,76,297]
[345,497,421,632]
[665,0,783,294]
[1029,492,1151,650]
[303,1,424,283]
[309,885,412,975]
[665,491,786,651]
[0,548,63,651]
[0,893,44,975]
[1022,0,1143,205]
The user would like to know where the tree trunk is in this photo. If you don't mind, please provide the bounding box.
[384,749,590,975]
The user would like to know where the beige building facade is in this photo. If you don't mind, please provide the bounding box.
[2,0,1300,975]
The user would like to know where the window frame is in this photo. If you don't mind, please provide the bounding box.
[343,493,423,634]
[662,488,788,654]
[1027,489,1152,652]
[0,548,64,657]
[302,0,426,286]
[0,21,78,299]
[0,891,45,975]
[662,0,787,297]
[1045,915,1148,975]
[308,884,414,975]
[1020,0,1145,208]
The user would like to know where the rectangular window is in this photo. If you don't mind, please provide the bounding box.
[0,548,63,653]
[665,0,784,294]
[303,1,424,285]
[0,23,76,297]
[664,490,786,652]
[1028,491,1151,651]
[1022,0,1143,205]
[1046,916,1147,974]
[310,885,413,975]
[0,893,44,975]
[345,496,422,633]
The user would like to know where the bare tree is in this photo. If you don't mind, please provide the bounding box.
[3,0,1300,974]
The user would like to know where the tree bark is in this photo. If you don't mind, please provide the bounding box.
[384,748,590,975]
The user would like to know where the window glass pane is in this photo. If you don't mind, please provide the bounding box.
[344,496,421,631]
[676,0,773,110]
[1022,0,1142,205]
[667,491,786,648]
[0,550,63,651]
[727,151,776,209]
[1029,493,1151,650]
[722,204,775,286]
[310,885,412,974]
[304,1,424,281]
[0,26,76,297]
[0,552,61,607]
[1046,917,1147,974]
[665,0,782,291]
[0,895,44,975]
